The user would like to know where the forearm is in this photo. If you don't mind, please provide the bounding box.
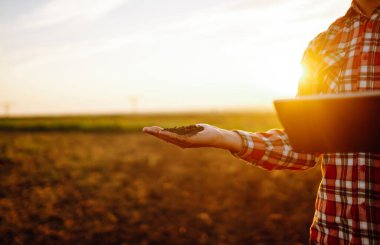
[217,129,243,153]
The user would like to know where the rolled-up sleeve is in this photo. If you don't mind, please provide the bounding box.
[231,129,319,171]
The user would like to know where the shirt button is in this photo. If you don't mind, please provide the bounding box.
[360,165,366,172]
[360,202,366,209]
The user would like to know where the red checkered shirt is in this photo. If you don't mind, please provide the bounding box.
[233,1,380,244]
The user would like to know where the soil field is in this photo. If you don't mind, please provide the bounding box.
[0,113,321,244]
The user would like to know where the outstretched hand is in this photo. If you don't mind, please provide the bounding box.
[143,124,224,149]
[142,124,242,153]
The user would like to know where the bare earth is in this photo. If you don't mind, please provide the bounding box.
[0,132,321,244]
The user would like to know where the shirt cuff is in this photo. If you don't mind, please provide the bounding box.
[231,130,254,158]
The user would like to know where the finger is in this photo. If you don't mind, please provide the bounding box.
[143,127,194,148]
[144,127,186,145]
[157,136,188,148]
[159,129,197,141]
[143,126,163,135]
[195,123,208,127]
[157,133,186,144]
[158,131,195,145]
[158,130,183,139]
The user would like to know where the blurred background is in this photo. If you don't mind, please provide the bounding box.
[0,0,351,115]
[0,0,350,244]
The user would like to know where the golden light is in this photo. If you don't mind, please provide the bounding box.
[250,44,305,96]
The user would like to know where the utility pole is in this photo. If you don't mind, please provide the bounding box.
[129,96,139,114]
[3,101,10,117]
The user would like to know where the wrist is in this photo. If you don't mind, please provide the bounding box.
[219,129,243,153]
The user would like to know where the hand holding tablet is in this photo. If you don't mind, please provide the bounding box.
[273,91,380,153]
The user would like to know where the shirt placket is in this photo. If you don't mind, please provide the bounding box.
[358,16,376,91]
[341,18,360,92]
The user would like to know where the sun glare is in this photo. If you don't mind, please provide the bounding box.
[250,46,304,97]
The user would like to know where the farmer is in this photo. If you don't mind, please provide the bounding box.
[143,0,380,244]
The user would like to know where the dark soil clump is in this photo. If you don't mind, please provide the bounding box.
[163,125,204,136]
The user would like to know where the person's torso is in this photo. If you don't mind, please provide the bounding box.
[309,5,380,244]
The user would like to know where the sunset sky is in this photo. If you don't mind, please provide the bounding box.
[0,0,351,115]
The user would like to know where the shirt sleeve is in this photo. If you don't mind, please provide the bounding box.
[231,129,319,171]
[231,36,324,171]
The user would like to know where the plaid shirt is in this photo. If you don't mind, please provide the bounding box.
[233,1,380,244]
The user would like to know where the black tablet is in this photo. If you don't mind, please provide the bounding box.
[273,91,380,153]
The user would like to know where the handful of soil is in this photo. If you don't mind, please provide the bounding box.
[163,125,204,136]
